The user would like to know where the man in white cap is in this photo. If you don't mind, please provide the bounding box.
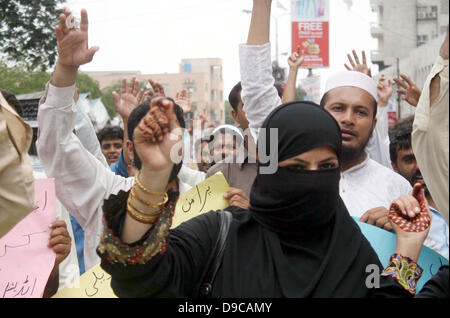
[320,71,411,229]
[239,0,411,230]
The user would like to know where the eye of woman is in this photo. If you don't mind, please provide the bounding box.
[285,164,307,171]
[319,162,338,170]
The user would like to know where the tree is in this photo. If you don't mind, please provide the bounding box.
[0,62,50,95]
[0,0,63,71]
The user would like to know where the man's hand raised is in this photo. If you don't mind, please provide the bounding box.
[112,77,143,121]
[377,74,394,107]
[52,8,98,87]
[55,8,99,68]
[393,74,422,107]
[345,50,372,77]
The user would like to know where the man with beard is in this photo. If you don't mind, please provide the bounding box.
[389,116,449,258]
[239,0,411,230]
[320,71,412,230]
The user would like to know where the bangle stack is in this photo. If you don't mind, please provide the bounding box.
[126,172,169,224]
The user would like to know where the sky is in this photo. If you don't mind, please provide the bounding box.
[64,0,379,97]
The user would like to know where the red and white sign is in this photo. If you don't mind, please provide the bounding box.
[291,0,330,68]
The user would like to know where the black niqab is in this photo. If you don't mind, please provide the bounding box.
[215,102,381,297]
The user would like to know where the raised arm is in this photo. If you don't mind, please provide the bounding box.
[37,8,132,230]
[240,0,282,143]
[282,47,305,103]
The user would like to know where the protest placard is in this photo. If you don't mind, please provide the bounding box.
[172,172,230,229]
[0,178,56,298]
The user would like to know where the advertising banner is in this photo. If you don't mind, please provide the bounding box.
[291,0,330,68]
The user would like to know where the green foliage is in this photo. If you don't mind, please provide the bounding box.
[0,0,64,72]
[0,62,50,94]
[77,73,103,99]
[224,100,235,125]
[101,83,121,117]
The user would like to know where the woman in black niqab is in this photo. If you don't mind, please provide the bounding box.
[211,101,382,297]
[100,101,383,298]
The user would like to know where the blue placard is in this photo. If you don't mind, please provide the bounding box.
[354,217,449,292]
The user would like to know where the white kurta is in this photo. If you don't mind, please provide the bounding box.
[37,83,197,271]
[340,156,412,218]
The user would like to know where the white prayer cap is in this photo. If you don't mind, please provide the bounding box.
[324,71,378,102]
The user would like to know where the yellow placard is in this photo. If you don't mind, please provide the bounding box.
[172,172,230,228]
[52,263,117,298]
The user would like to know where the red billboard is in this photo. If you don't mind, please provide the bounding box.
[291,0,330,68]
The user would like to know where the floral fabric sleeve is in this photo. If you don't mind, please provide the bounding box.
[381,254,423,295]
[97,189,179,265]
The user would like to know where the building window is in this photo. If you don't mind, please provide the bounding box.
[211,90,217,102]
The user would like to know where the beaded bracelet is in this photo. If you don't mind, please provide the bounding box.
[99,197,176,265]
[381,253,423,294]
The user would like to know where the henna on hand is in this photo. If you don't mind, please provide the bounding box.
[389,184,431,233]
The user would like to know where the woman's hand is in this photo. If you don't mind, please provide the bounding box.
[133,97,182,173]
[389,183,432,262]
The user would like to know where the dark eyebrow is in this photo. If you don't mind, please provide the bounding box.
[354,105,370,112]
[401,154,415,160]
[292,157,337,164]
[319,157,338,163]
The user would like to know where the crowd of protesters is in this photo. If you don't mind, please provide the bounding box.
[0,0,448,298]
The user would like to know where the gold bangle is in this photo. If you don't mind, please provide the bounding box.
[131,186,168,208]
[127,203,159,224]
[135,172,167,196]
[128,196,162,217]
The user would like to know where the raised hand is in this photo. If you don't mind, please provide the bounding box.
[112,77,142,120]
[393,74,422,107]
[55,8,99,68]
[389,183,431,235]
[377,74,394,107]
[388,184,432,262]
[133,97,182,172]
[288,46,305,70]
[148,79,166,97]
[175,89,192,114]
[344,50,372,77]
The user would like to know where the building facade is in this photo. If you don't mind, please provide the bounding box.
[370,0,448,70]
[86,58,224,125]
[370,0,448,120]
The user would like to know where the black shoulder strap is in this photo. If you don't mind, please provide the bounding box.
[197,210,233,298]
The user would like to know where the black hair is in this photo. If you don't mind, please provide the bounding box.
[127,98,185,141]
[273,82,284,99]
[1,89,23,117]
[319,91,378,118]
[228,82,242,113]
[97,126,124,144]
[228,81,284,113]
[389,116,414,164]
[126,98,185,172]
